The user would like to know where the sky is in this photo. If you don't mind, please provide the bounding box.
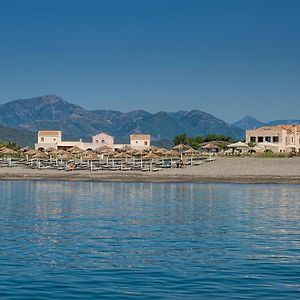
[0,0,299,122]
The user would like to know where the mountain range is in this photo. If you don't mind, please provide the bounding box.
[0,95,244,145]
[231,115,300,131]
[0,95,298,146]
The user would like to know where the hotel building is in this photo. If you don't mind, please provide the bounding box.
[35,131,151,151]
[246,124,300,153]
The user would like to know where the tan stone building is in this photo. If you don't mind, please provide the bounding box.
[246,125,300,153]
[130,134,151,150]
[35,131,151,151]
[92,133,114,148]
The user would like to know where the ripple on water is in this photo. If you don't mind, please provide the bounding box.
[0,181,300,299]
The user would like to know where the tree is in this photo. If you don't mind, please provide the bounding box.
[173,133,189,145]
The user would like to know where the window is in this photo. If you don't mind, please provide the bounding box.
[41,137,44,142]
[136,141,138,144]
[273,136,279,143]
[265,136,271,142]
[96,139,99,143]
[101,139,105,144]
[250,137,256,143]
[54,138,56,141]
[258,136,263,142]
[144,141,148,146]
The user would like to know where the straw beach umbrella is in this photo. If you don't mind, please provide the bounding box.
[0,147,17,155]
[164,150,180,157]
[172,144,190,151]
[114,152,131,158]
[183,148,200,156]
[32,151,49,159]
[143,152,160,159]
[19,146,33,153]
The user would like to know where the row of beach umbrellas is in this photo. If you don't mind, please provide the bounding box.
[0,143,203,160]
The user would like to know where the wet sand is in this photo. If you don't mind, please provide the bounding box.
[0,157,300,184]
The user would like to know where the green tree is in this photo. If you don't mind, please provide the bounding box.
[189,136,202,149]
[173,133,189,145]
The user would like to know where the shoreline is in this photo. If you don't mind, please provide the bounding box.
[1,173,300,184]
[1,157,300,184]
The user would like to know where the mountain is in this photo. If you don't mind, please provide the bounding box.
[267,119,300,126]
[0,125,36,146]
[231,116,265,130]
[233,115,300,131]
[0,95,244,144]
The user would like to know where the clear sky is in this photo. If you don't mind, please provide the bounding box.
[0,0,299,122]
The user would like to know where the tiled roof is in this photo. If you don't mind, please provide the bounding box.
[130,134,150,140]
[38,130,61,136]
[255,125,300,134]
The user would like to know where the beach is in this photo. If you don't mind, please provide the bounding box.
[0,157,300,184]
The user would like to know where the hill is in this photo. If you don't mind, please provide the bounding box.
[0,95,244,143]
[0,125,36,146]
[232,116,300,131]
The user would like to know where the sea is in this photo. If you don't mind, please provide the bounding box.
[0,180,299,299]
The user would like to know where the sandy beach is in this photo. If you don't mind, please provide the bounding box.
[0,157,300,184]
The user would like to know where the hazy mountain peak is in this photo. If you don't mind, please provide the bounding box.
[232,115,265,130]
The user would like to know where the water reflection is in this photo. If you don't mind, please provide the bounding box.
[0,181,300,299]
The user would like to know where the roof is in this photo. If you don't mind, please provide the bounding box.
[130,134,150,140]
[38,130,61,136]
[249,124,300,134]
[92,132,113,138]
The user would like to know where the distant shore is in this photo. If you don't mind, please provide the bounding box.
[1,157,300,184]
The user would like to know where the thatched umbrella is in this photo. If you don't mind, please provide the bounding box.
[143,152,160,159]
[133,149,147,157]
[101,149,115,157]
[93,145,113,154]
[58,152,74,160]
[67,146,83,154]
[32,151,49,159]
[84,153,99,160]
[118,145,132,152]
[19,146,33,153]
[114,152,131,158]
[26,149,41,156]
[164,150,180,157]
[172,144,190,151]
[0,147,17,155]
[183,148,200,156]
[147,145,161,153]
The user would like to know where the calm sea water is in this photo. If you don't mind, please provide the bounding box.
[0,181,300,299]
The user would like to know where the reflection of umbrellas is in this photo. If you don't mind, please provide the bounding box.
[172,144,190,151]
[143,153,160,159]
[0,147,17,155]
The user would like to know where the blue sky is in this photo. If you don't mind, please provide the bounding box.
[0,0,299,122]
